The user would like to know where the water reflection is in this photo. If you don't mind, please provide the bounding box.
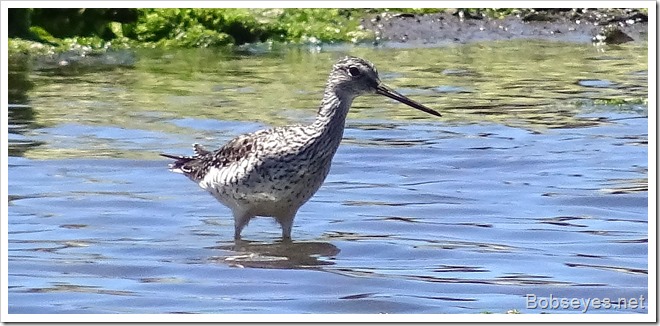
[8,54,41,157]
[22,282,136,296]
[8,104,45,157]
[8,54,33,104]
[7,41,650,161]
[209,240,340,269]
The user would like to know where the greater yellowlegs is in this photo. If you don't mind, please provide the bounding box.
[161,56,441,240]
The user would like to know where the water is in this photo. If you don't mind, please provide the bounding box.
[7,40,648,315]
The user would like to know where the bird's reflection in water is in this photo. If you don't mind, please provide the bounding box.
[207,240,340,269]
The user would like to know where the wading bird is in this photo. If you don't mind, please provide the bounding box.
[161,56,441,240]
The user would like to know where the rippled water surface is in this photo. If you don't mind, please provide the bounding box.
[7,41,649,315]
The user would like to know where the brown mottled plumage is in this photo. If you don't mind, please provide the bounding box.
[161,56,441,241]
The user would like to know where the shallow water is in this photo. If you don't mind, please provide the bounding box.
[7,40,648,315]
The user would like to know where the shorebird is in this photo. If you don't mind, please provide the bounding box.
[161,56,441,241]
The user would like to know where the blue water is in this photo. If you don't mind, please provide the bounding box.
[7,41,648,315]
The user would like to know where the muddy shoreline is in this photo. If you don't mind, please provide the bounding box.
[360,8,648,45]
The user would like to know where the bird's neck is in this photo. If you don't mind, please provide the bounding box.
[311,86,353,135]
[302,86,354,157]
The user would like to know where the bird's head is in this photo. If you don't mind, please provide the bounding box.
[327,56,441,117]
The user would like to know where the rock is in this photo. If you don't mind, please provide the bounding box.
[594,25,635,44]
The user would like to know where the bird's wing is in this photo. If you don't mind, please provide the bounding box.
[160,129,272,182]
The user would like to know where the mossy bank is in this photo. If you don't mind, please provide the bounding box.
[8,8,648,56]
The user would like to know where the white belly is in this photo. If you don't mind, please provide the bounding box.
[198,157,331,217]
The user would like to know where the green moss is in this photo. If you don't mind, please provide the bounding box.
[8,8,383,53]
[128,9,273,47]
[27,26,57,43]
[8,38,56,56]
[269,9,373,44]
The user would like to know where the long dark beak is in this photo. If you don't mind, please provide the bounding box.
[376,84,441,117]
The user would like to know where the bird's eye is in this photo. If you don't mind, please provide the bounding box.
[348,66,361,77]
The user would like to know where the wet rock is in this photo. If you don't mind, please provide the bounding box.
[594,25,635,44]
[521,13,556,22]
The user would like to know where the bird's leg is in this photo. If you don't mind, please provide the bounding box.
[275,211,297,241]
[232,210,253,240]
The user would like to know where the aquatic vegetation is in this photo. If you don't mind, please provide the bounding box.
[6,8,533,53]
[266,9,374,44]
[127,9,270,47]
[8,8,383,53]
